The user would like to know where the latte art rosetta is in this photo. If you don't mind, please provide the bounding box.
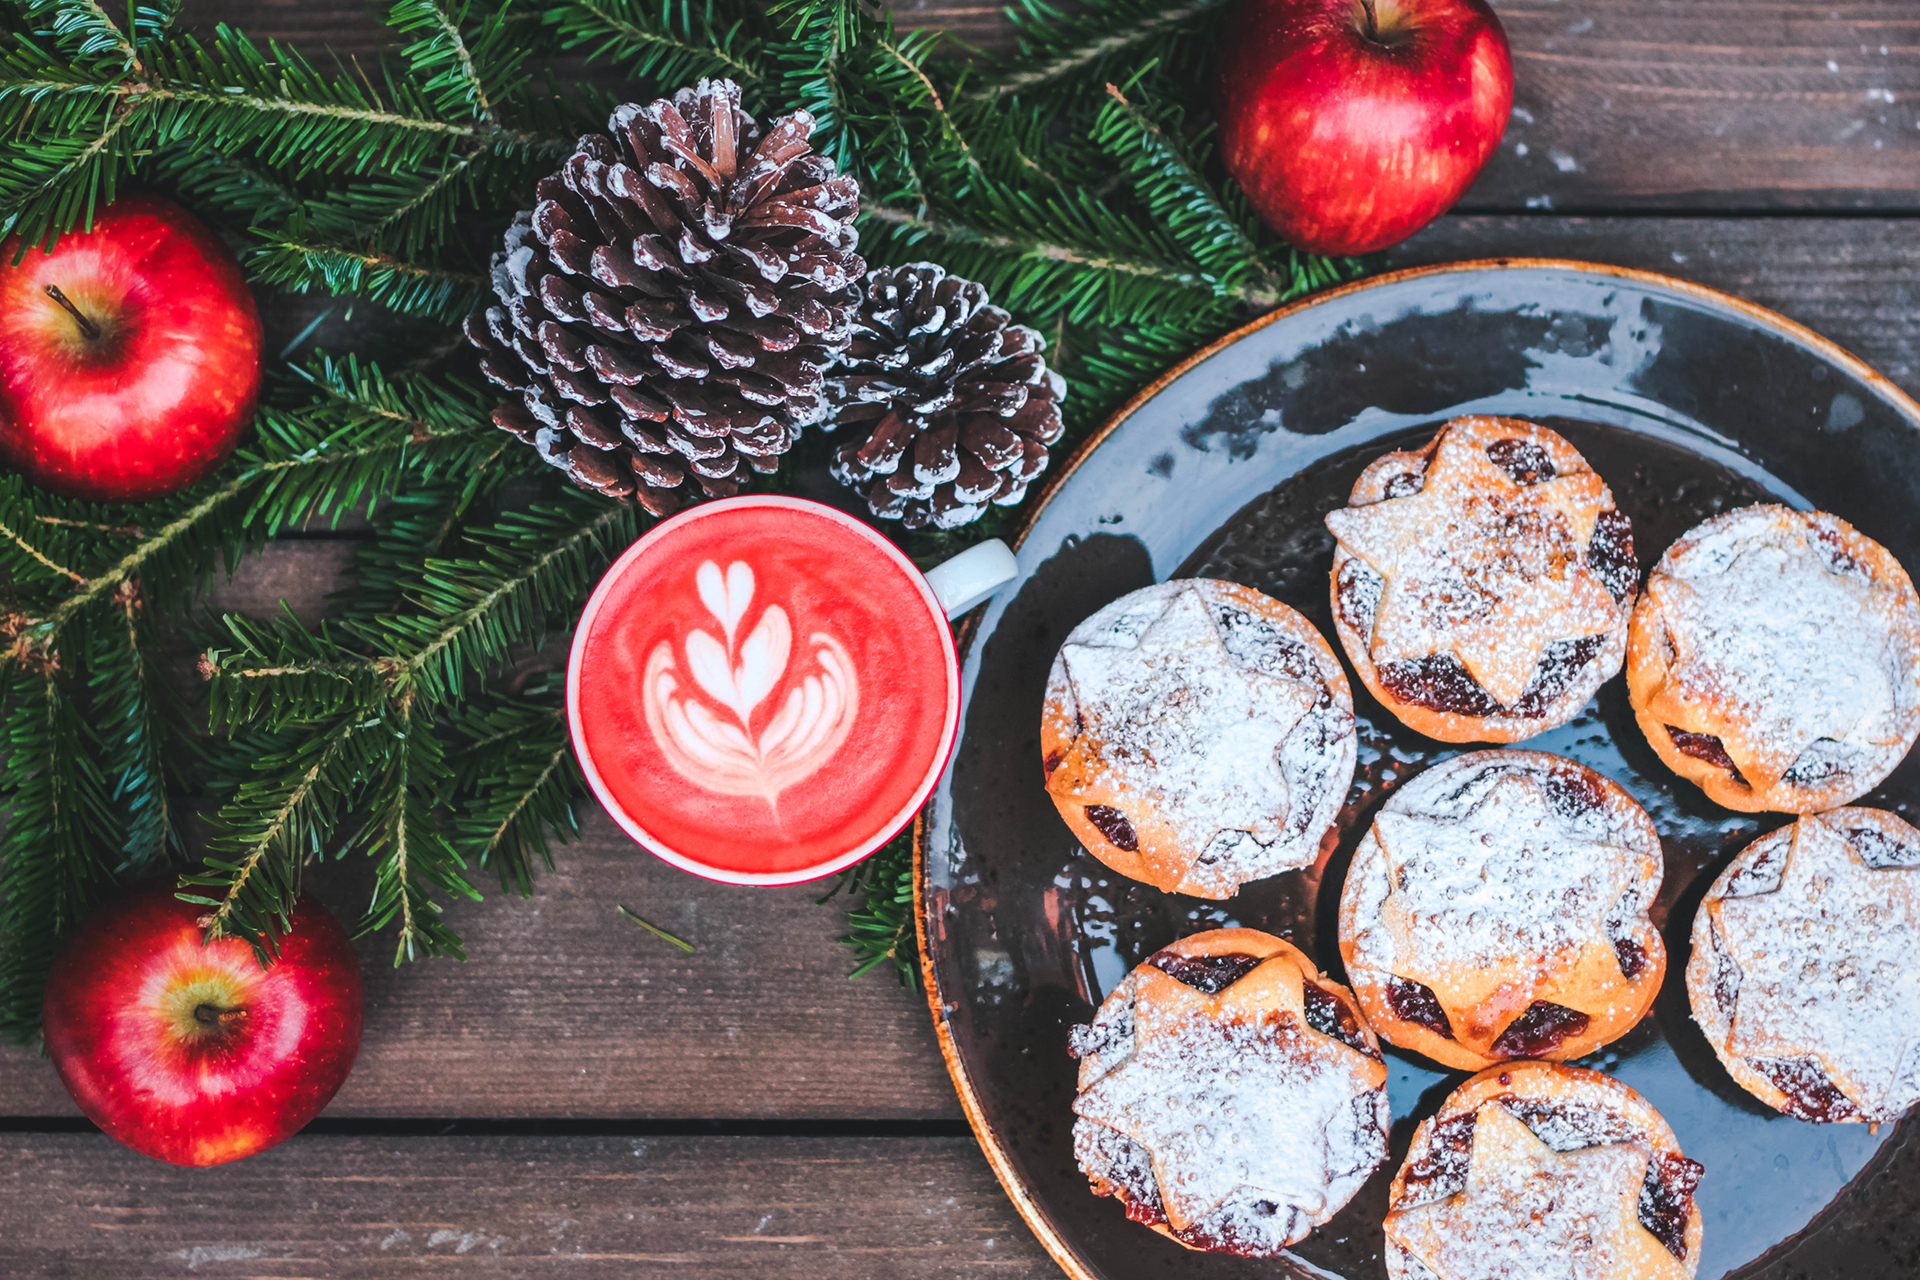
[642,560,860,804]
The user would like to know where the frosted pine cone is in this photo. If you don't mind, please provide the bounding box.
[465,79,864,515]
[823,263,1065,530]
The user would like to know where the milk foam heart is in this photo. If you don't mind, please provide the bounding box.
[643,559,860,806]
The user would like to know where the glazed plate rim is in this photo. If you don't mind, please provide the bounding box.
[911,256,1920,1280]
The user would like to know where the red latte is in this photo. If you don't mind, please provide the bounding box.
[569,497,959,882]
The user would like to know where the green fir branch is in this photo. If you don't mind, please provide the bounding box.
[90,582,183,871]
[354,696,478,964]
[544,0,761,90]
[449,691,581,895]
[0,664,117,1042]
[819,827,916,984]
[352,495,634,706]
[991,0,1234,103]
[182,712,382,961]
[247,238,488,323]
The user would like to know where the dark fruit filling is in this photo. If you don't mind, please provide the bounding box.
[1399,1112,1478,1202]
[1508,635,1605,717]
[1811,525,1866,577]
[1383,467,1427,498]
[1666,727,1749,786]
[1336,558,1384,634]
[1612,935,1649,981]
[1782,744,1844,786]
[1586,508,1638,603]
[1489,1001,1591,1057]
[1084,804,1138,851]
[1542,765,1606,818]
[1846,826,1920,868]
[1400,1100,1699,1263]
[1638,1151,1705,1260]
[1378,636,1605,721]
[1378,654,1501,718]
[1043,748,1064,778]
[1485,437,1557,485]
[1386,975,1455,1040]
[1752,1057,1862,1123]
[1148,949,1263,994]
[1303,982,1378,1058]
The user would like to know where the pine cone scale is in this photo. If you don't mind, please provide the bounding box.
[823,263,1066,532]
[467,78,861,509]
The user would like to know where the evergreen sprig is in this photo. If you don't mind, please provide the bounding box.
[0,0,1381,1039]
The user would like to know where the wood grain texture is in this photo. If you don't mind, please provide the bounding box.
[178,0,1919,209]
[0,803,957,1119]
[1461,2,1920,211]
[6,1121,1916,1278]
[0,1133,1044,1278]
[1397,215,1920,393]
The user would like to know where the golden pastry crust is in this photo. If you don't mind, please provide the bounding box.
[1325,415,1637,744]
[1042,579,1356,899]
[1068,929,1388,1256]
[1686,808,1920,1124]
[1384,1062,1704,1280]
[1338,750,1665,1073]
[1627,504,1920,813]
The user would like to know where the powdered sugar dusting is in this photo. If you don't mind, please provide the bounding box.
[1071,968,1387,1254]
[1386,1104,1671,1280]
[1047,580,1355,893]
[1712,811,1920,1119]
[1350,755,1652,992]
[1325,418,1624,709]
[1644,506,1920,794]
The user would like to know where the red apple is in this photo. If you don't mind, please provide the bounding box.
[1217,0,1513,256]
[0,193,263,502]
[41,885,363,1167]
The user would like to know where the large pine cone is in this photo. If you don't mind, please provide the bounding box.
[465,79,864,515]
[823,264,1066,530]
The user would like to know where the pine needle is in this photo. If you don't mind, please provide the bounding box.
[618,905,695,952]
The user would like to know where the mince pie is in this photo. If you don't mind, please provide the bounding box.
[1384,1061,1704,1280]
[1325,415,1637,743]
[1338,750,1665,1072]
[1627,504,1920,812]
[1042,579,1357,899]
[1069,928,1389,1256]
[1687,808,1920,1124]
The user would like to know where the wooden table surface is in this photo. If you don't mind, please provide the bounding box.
[4,1,1919,1276]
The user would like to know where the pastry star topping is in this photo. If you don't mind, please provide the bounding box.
[1325,423,1621,706]
[1047,585,1320,865]
[1384,1103,1687,1280]
[1714,814,1920,1114]
[1643,529,1903,795]
[1361,772,1636,1039]
[1072,957,1387,1231]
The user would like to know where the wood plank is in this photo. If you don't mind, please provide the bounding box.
[0,805,958,1119]
[0,1133,1045,1278]
[1395,215,1920,394]
[1462,1,1920,211]
[5,1123,1917,1278]
[176,0,1920,211]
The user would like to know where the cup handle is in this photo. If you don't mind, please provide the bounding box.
[924,539,1019,620]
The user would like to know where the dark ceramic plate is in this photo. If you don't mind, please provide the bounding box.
[916,260,1920,1280]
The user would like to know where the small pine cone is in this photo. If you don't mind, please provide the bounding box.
[465,79,864,515]
[822,264,1066,531]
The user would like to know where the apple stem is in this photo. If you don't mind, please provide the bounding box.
[1359,0,1379,40]
[193,1003,245,1028]
[43,285,100,340]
